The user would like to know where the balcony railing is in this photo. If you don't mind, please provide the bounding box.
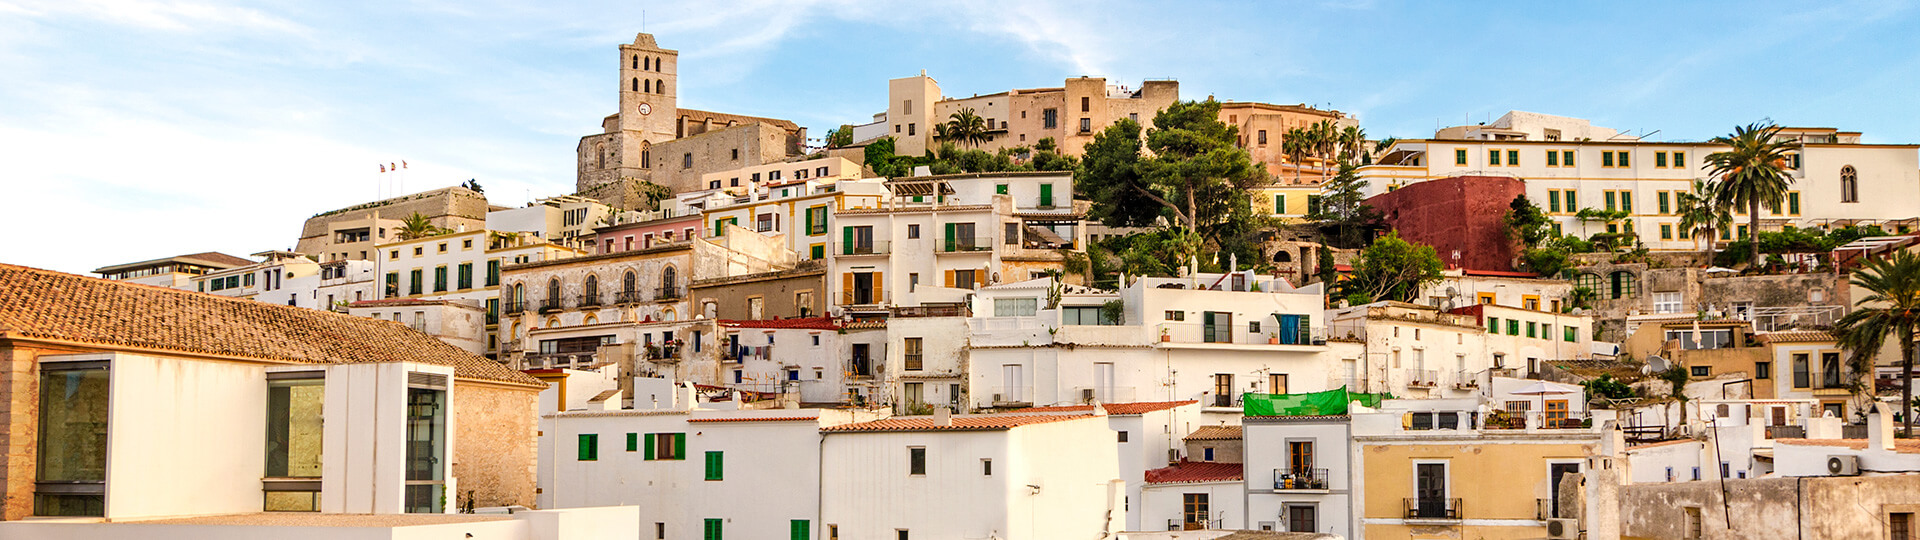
[1765,425,1806,439]
[645,345,680,362]
[504,301,527,315]
[840,290,888,306]
[614,290,645,304]
[835,241,890,256]
[654,286,683,302]
[576,293,603,308]
[1536,498,1556,520]
[938,237,993,253]
[990,387,1033,405]
[891,304,970,317]
[1404,498,1462,520]
[1406,369,1440,388]
[1156,323,1327,346]
[1273,468,1329,491]
[539,299,564,313]
[524,353,594,370]
[1204,392,1243,408]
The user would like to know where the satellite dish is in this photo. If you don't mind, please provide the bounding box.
[1445,286,1458,298]
[1646,355,1669,373]
[1440,299,1456,312]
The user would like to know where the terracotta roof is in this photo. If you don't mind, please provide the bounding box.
[1145,460,1244,484]
[1776,438,1920,454]
[720,317,840,330]
[94,251,255,274]
[1011,400,1197,415]
[1758,330,1837,343]
[1185,425,1244,441]
[687,416,822,423]
[822,414,1092,433]
[0,263,540,387]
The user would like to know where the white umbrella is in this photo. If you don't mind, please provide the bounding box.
[1511,382,1577,427]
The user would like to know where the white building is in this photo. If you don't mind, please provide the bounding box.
[716,317,853,405]
[819,411,1124,540]
[1243,414,1353,537]
[1014,400,1201,532]
[189,250,320,306]
[487,195,622,252]
[92,251,254,288]
[1363,113,1920,249]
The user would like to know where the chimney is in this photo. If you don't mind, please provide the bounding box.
[1091,400,1108,417]
[1869,402,1894,451]
[933,406,952,427]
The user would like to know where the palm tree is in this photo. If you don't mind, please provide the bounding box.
[944,108,989,148]
[1281,129,1309,183]
[1311,120,1339,172]
[1339,125,1367,163]
[1833,250,1920,436]
[1705,123,1800,267]
[397,212,442,240]
[1675,179,1733,259]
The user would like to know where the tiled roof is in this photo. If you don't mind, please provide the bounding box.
[1627,439,1700,451]
[1185,425,1244,441]
[0,263,541,387]
[1145,460,1244,484]
[687,416,822,423]
[720,317,840,330]
[1776,438,1920,454]
[821,414,1092,433]
[1011,400,1197,415]
[1758,330,1837,343]
[94,251,255,274]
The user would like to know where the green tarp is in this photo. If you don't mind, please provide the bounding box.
[1242,386,1395,417]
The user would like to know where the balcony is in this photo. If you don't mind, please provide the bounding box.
[990,386,1033,406]
[1406,369,1440,388]
[524,352,594,370]
[645,344,680,362]
[1765,425,1807,439]
[891,304,971,317]
[1273,468,1330,492]
[937,237,994,253]
[840,290,888,307]
[538,299,564,313]
[654,286,684,302]
[576,293,603,308]
[1404,498,1462,521]
[614,290,646,304]
[1155,323,1327,349]
[1204,392,1242,409]
[835,241,890,256]
[503,301,526,315]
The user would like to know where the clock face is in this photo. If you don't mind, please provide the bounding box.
[638,103,652,115]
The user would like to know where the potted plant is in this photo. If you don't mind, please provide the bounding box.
[1268,332,1280,345]
[1160,327,1171,342]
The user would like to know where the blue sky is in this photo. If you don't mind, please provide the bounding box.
[3,0,1917,274]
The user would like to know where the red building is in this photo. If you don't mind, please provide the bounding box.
[1365,175,1526,272]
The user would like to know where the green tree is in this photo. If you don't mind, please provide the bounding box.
[1306,163,1381,248]
[1314,242,1338,286]
[1076,100,1265,253]
[1339,125,1367,163]
[1706,123,1800,267]
[1675,178,1732,259]
[1075,118,1162,228]
[1503,195,1553,248]
[1564,286,1597,312]
[1658,366,1692,425]
[396,212,444,240]
[826,124,854,148]
[1346,231,1443,303]
[943,108,989,148]
[1281,129,1310,183]
[1832,250,1920,436]
[1518,247,1570,278]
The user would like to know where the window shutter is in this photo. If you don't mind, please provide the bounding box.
[944,223,956,250]
[627,433,638,452]
[673,433,686,460]
[1039,184,1053,207]
[945,270,955,288]
[644,433,656,460]
[872,272,883,303]
[841,227,852,254]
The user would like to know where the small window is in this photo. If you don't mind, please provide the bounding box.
[907,224,920,239]
[982,459,993,476]
[705,451,724,481]
[1691,366,1710,377]
[908,447,926,475]
[1165,311,1185,321]
[1118,431,1129,442]
[577,434,598,461]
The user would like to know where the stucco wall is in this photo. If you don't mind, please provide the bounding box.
[104,353,267,519]
[454,383,540,509]
[1365,175,1527,273]
[1620,474,1920,540]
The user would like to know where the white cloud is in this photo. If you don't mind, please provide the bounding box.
[0,0,308,34]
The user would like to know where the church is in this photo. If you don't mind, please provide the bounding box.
[575,33,809,209]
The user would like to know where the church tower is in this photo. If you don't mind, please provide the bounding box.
[617,33,679,171]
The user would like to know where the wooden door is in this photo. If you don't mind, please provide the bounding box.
[1415,463,1446,518]
[1182,493,1209,530]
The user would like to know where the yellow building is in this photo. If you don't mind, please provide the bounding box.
[1354,400,1607,539]
[1255,184,1325,223]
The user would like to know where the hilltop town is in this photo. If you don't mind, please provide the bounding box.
[6,31,1920,540]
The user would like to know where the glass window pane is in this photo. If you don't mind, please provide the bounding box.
[266,378,325,478]
[36,364,110,517]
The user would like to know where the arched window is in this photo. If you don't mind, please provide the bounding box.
[630,78,638,92]
[632,55,638,69]
[656,79,665,95]
[1608,271,1637,300]
[584,275,599,303]
[640,146,651,169]
[661,266,678,291]
[1273,251,1293,263]
[623,271,637,298]
[511,283,524,309]
[1841,165,1858,203]
[641,56,648,70]
[652,56,660,71]
[661,308,677,322]
[594,142,606,169]
[545,317,560,328]
[644,79,651,93]
[583,315,598,325]
[547,278,561,307]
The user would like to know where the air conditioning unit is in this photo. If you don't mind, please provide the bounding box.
[1546,518,1577,539]
[1167,448,1181,464]
[991,393,1004,403]
[1081,388,1097,403]
[1827,455,1861,476]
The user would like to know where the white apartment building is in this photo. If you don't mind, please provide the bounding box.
[1420,271,1576,313]
[374,229,583,358]
[189,250,320,306]
[693,168,889,261]
[966,272,1342,417]
[1015,400,1200,532]
[819,412,1124,540]
[1362,112,1920,250]
[829,171,1086,313]
[93,251,253,288]
[716,318,854,405]
[313,258,379,312]
[487,195,621,251]
[1243,414,1353,537]
[1329,301,1599,398]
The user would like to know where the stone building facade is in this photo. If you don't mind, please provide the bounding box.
[575,33,806,208]
[881,73,1179,157]
[689,260,827,321]
[295,186,493,262]
[1217,101,1355,184]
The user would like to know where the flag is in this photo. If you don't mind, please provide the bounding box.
[380,164,386,173]
[390,162,397,171]
[402,160,408,169]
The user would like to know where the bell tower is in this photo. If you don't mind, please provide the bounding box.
[617,33,679,171]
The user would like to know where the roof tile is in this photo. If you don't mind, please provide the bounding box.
[822,414,1092,433]
[1145,460,1244,484]
[1185,425,1243,441]
[1011,400,1197,415]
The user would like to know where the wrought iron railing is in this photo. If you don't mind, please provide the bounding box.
[1273,468,1329,490]
[1404,498,1462,520]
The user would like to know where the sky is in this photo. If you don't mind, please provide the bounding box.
[3,0,1917,275]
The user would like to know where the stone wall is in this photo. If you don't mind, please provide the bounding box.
[690,267,827,320]
[0,343,43,520]
[452,382,540,510]
[1619,474,1920,540]
[296,187,491,255]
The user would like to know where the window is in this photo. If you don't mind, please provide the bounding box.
[408,269,423,295]
[1892,512,1912,540]
[790,520,810,540]
[1564,326,1578,342]
[1508,149,1519,166]
[1656,152,1668,168]
[1165,310,1185,321]
[1822,352,1842,388]
[908,447,926,475]
[1487,317,1499,332]
[457,263,473,289]
[1602,152,1614,167]
[704,518,722,540]
[1508,319,1520,336]
[1488,149,1501,166]
[1063,306,1119,325]
[1079,118,1091,133]
[1455,149,1468,165]
[1548,190,1561,213]
[982,459,993,476]
[1081,96,1090,112]
[994,298,1038,317]
[433,266,447,292]
[1043,108,1057,129]
[1684,507,1702,539]
[704,451,724,481]
[1269,373,1289,395]
[1288,440,1314,472]
[1653,292,1682,313]
[1286,505,1317,533]
[1257,130,1268,145]
[1118,431,1129,442]
[577,434,598,461]
[1691,366,1710,377]
[643,433,686,460]
[904,338,923,370]
[906,224,920,239]
[1666,329,1734,350]
[1841,166,1858,203]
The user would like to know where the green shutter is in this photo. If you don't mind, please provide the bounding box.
[1621,192,1632,213]
[1566,326,1577,342]
[804,208,813,234]
[1548,191,1560,213]
[1618,152,1629,167]
[1488,317,1498,332]
[1565,190,1577,209]
[1789,193,1800,215]
[1656,152,1667,167]
[487,260,500,286]
[1547,150,1558,166]
[1455,149,1467,165]
[1563,150,1574,167]
[944,223,956,251]
[1661,224,1673,240]
[1488,149,1500,166]
[811,245,824,259]
[627,433,638,452]
[435,266,447,292]
[578,434,597,461]
[996,183,1008,194]
[458,263,472,289]
[644,433,656,460]
[1275,195,1285,213]
[1603,152,1614,167]
[705,518,723,540]
[791,520,809,540]
[842,227,852,255]
[1508,150,1519,166]
[1039,184,1053,207]
[673,432,686,460]
[706,451,723,480]
[1508,320,1519,335]
[1604,191,1615,212]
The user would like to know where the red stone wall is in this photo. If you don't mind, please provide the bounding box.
[1365,176,1526,272]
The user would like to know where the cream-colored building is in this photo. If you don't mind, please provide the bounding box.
[1362,112,1920,250]
[1219,101,1356,185]
[875,73,1179,157]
